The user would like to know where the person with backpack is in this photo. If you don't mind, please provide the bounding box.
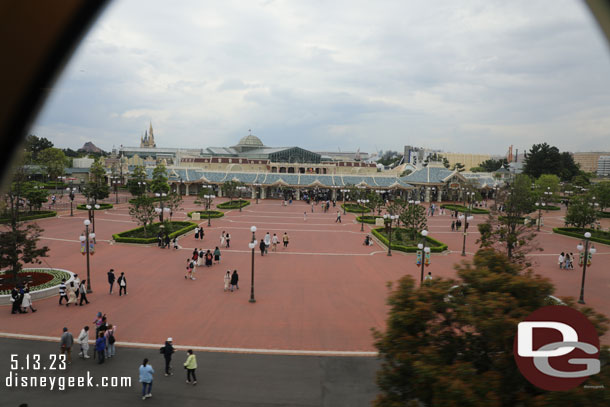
[160,338,175,376]
[105,324,117,358]
[117,272,127,296]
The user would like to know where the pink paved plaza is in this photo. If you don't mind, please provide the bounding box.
[2,196,609,350]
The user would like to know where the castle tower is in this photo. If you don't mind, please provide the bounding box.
[149,122,156,147]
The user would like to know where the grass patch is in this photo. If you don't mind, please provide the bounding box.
[217,199,250,209]
[372,227,448,253]
[552,228,610,246]
[441,204,489,214]
[76,203,113,210]
[0,211,56,224]
[341,203,371,213]
[113,221,197,244]
[187,210,224,219]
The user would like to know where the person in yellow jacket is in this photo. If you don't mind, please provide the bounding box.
[184,350,198,385]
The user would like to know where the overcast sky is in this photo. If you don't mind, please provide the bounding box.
[31,0,610,156]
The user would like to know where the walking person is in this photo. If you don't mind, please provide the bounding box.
[184,350,198,385]
[196,248,204,267]
[105,324,117,358]
[451,221,455,232]
[73,274,81,300]
[214,246,221,263]
[558,252,565,269]
[58,279,68,305]
[185,259,195,280]
[118,272,127,296]
[259,239,266,256]
[283,232,289,248]
[272,233,279,252]
[220,231,226,248]
[192,249,199,267]
[95,332,106,364]
[199,227,204,241]
[224,271,231,292]
[311,202,314,213]
[107,269,115,294]
[230,270,239,292]
[264,232,271,254]
[564,252,571,270]
[66,282,77,307]
[164,235,170,249]
[172,237,179,249]
[161,338,175,376]
[335,211,341,223]
[21,289,36,313]
[60,327,74,364]
[225,232,231,248]
[78,280,89,305]
[205,250,213,267]
[304,212,307,221]
[77,326,90,359]
[139,358,154,400]
[194,227,200,240]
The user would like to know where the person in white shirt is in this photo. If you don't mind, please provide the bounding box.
[78,326,90,359]
[271,234,279,252]
[264,233,271,254]
[21,289,36,313]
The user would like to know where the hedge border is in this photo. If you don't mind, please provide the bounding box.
[217,200,250,209]
[0,268,72,295]
[545,205,561,211]
[441,204,489,214]
[128,196,165,204]
[552,227,610,246]
[356,215,383,224]
[371,227,448,253]
[341,204,371,213]
[76,203,113,210]
[598,211,610,219]
[0,211,57,224]
[187,210,225,219]
[112,221,197,244]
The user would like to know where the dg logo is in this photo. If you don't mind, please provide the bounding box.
[514,305,601,391]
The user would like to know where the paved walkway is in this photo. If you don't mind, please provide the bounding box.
[1,197,609,350]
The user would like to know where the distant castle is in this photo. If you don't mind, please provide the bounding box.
[140,122,156,148]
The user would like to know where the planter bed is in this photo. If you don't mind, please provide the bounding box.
[0,268,74,303]
[552,228,610,246]
[0,211,56,224]
[76,203,113,210]
[187,210,225,219]
[441,204,489,214]
[113,221,197,244]
[341,203,371,213]
[356,215,383,224]
[372,227,448,253]
[217,200,250,209]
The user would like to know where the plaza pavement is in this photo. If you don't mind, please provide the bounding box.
[1,196,609,353]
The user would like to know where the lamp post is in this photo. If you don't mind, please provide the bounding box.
[111,176,120,204]
[236,186,247,212]
[204,193,215,227]
[460,191,473,256]
[67,185,76,216]
[577,232,597,304]
[137,181,147,196]
[383,214,398,256]
[357,198,369,232]
[79,219,95,293]
[86,203,101,233]
[340,189,350,214]
[418,229,429,284]
[254,183,261,204]
[249,226,257,303]
[155,192,167,222]
[535,201,546,231]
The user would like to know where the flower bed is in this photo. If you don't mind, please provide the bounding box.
[356,215,383,224]
[217,200,250,209]
[372,227,448,253]
[441,204,489,214]
[113,221,197,244]
[76,203,113,210]
[341,203,371,213]
[187,210,225,219]
[0,268,72,295]
[0,211,56,224]
[552,228,610,246]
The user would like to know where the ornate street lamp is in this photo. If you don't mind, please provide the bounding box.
[203,193,215,227]
[155,192,167,222]
[340,189,350,214]
[86,203,101,233]
[357,198,369,232]
[111,176,121,204]
[236,186,247,212]
[79,219,95,293]
[383,214,398,256]
[66,185,77,216]
[417,230,430,284]
[249,226,257,303]
[254,183,262,204]
[577,232,596,304]
[535,201,546,231]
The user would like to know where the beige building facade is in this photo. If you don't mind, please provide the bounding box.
[442,153,491,170]
[572,152,610,173]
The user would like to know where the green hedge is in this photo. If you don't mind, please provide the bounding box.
[441,204,489,214]
[499,216,527,224]
[113,221,197,244]
[341,203,371,213]
[42,182,68,189]
[217,199,250,209]
[598,211,610,218]
[371,227,448,253]
[552,228,610,246]
[128,196,165,204]
[187,210,225,219]
[76,203,113,210]
[544,205,561,211]
[0,268,72,295]
[356,215,383,224]
[0,211,56,224]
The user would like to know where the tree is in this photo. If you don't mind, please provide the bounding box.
[378,151,402,166]
[593,181,610,212]
[82,159,109,203]
[469,166,487,173]
[480,158,508,172]
[151,163,170,194]
[423,153,450,168]
[366,191,385,215]
[37,147,66,182]
[221,180,243,203]
[398,201,427,241]
[534,174,560,203]
[558,152,581,181]
[479,174,539,263]
[452,162,465,172]
[127,165,147,197]
[373,248,610,407]
[24,135,53,160]
[22,181,49,211]
[523,143,580,181]
[128,196,156,237]
[197,186,215,210]
[565,195,599,229]
[164,192,183,221]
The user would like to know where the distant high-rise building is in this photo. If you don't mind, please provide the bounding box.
[572,152,610,173]
[597,156,610,177]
